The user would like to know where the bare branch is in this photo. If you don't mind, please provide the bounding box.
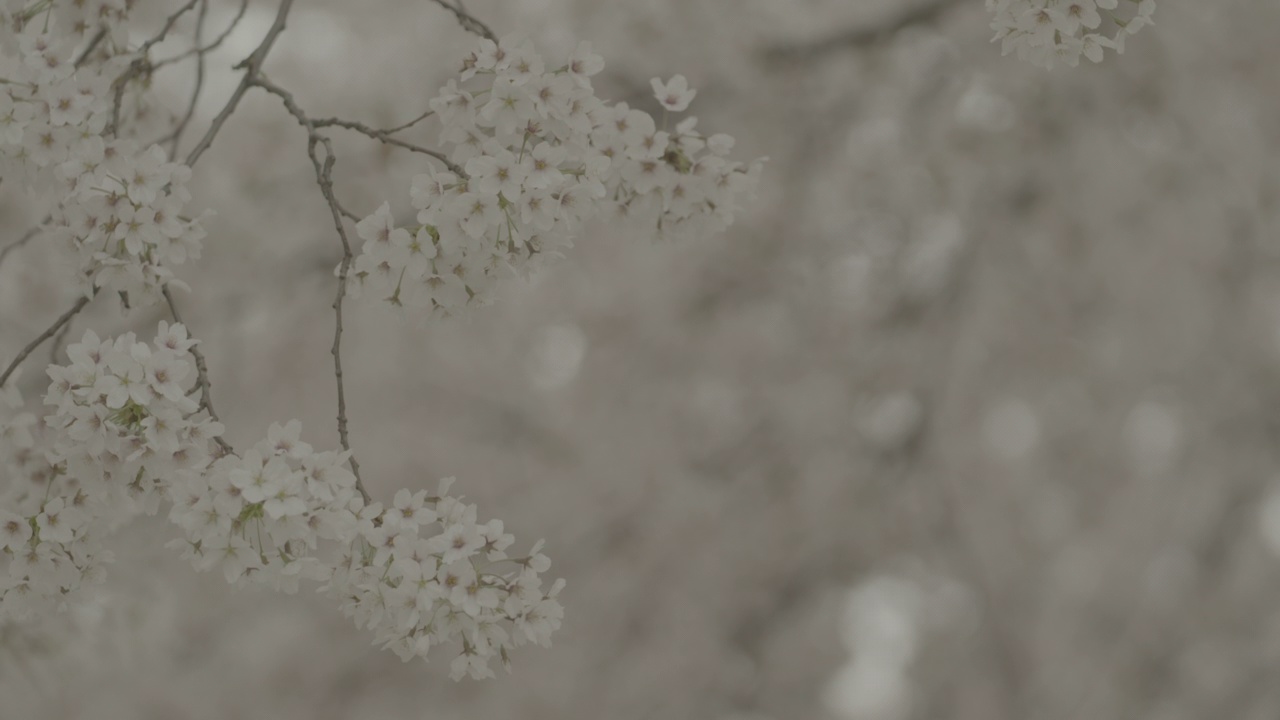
[428,0,497,42]
[108,0,203,136]
[381,108,435,135]
[0,296,92,390]
[161,285,234,456]
[47,308,79,365]
[312,116,462,175]
[152,0,250,70]
[165,0,210,158]
[184,0,296,167]
[0,224,43,270]
[760,0,965,64]
[148,0,298,458]
[73,26,108,68]
[250,75,372,504]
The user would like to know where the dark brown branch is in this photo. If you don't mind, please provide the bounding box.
[184,0,295,167]
[761,0,966,64]
[165,0,210,158]
[156,0,297,457]
[152,0,250,70]
[429,0,497,42]
[382,108,435,135]
[249,75,372,504]
[0,296,92,390]
[312,116,461,175]
[161,286,233,455]
[108,0,202,136]
[73,26,108,68]
[0,225,42,269]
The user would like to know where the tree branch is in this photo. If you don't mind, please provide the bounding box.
[250,75,372,505]
[184,0,295,167]
[428,0,497,42]
[108,0,203,136]
[311,116,461,175]
[152,0,250,71]
[161,286,233,456]
[165,0,210,158]
[0,296,92,390]
[760,0,966,64]
[0,224,43,270]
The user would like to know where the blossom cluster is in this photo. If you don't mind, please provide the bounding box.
[0,1,207,304]
[0,324,223,622]
[167,420,564,679]
[325,478,565,679]
[987,0,1156,69]
[348,35,764,319]
[2,323,564,676]
[168,420,363,590]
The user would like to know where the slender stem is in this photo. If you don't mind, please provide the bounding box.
[429,0,497,41]
[184,0,295,167]
[166,0,209,158]
[0,224,43,270]
[312,116,461,175]
[0,296,92,390]
[108,0,202,136]
[382,108,435,135]
[157,0,297,457]
[73,26,107,68]
[250,75,372,504]
[161,286,233,455]
[152,0,249,70]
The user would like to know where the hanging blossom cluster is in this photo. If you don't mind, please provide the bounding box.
[0,323,563,677]
[169,422,564,680]
[348,35,765,319]
[0,324,223,621]
[0,0,208,304]
[325,479,565,680]
[987,0,1156,69]
[167,421,363,591]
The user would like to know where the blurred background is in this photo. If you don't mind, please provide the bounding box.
[3,0,1280,718]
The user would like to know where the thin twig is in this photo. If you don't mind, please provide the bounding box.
[152,0,250,70]
[161,285,233,456]
[48,313,76,365]
[312,116,461,175]
[166,0,210,158]
[250,75,371,504]
[154,0,297,458]
[0,225,42,270]
[184,0,296,167]
[761,0,966,63]
[73,26,108,68]
[108,0,203,136]
[429,0,497,41]
[0,296,92,390]
[382,108,435,135]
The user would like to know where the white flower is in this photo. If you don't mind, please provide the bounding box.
[650,75,697,112]
[566,41,604,87]
[988,0,1157,68]
[0,510,33,551]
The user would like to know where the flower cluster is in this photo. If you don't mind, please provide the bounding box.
[0,369,83,622]
[325,478,565,680]
[168,421,362,590]
[0,3,207,304]
[50,139,210,302]
[169,420,564,679]
[42,323,224,515]
[987,0,1156,69]
[347,35,764,319]
[597,79,765,243]
[0,323,223,622]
